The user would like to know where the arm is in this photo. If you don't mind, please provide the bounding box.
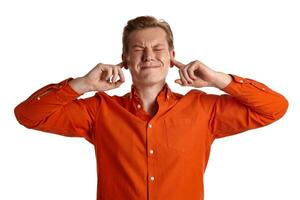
[204,74,288,138]
[14,78,99,143]
[14,63,125,143]
[171,58,288,138]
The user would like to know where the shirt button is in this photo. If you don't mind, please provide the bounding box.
[262,87,265,90]
[149,149,154,154]
[148,124,152,128]
[239,79,244,83]
[150,176,155,181]
[37,96,41,100]
[166,95,170,99]
[137,104,141,109]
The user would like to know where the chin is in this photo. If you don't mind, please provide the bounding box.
[138,78,165,86]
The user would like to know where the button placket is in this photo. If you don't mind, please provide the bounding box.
[147,122,156,187]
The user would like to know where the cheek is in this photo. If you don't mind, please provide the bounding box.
[157,51,167,56]
[128,54,141,64]
[158,53,171,63]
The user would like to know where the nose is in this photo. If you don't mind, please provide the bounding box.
[142,48,154,62]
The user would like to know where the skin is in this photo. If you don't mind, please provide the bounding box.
[69,27,232,116]
[121,27,175,115]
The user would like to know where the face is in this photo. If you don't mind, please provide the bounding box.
[122,27,175,86]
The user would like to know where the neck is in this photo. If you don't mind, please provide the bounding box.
[133,81,166,116]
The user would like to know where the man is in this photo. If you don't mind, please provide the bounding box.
[15,16,288,200]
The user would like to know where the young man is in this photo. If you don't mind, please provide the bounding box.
[15,16,288,200]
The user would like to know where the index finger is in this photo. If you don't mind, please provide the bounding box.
[115,62,124,68]
[171,58,185,69]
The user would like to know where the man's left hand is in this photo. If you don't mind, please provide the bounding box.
[171,58,232,89]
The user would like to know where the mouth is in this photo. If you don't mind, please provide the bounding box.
[141,66,160,70]
[140,63,161,70]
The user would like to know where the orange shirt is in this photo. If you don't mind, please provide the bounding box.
[14,74,288,200]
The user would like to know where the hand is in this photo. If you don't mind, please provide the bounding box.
[171,58,232,89]
[84,62,126,92]
[69,62,125,94]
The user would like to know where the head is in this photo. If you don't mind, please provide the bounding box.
[121,16,175,86]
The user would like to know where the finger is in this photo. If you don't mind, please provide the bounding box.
[179,69,188,85]
[115,79,124,87]
[104,66,113,81]
[117,67,125,82]
[115,62,123,68]
[108,78,124,89]
[96,62,103,69]
[111,67,119,83]
[187,65,198,80]
[174,79,183,85]
[196,79,209,87]
[181,66,194,84]
[171,58,185,69]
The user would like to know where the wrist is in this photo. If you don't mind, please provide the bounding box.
[213,72,233,89]
[69,76,93,95]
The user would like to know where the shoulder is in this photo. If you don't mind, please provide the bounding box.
[95,91,130,106]
[184,89,207,99]
[184,89,229,108]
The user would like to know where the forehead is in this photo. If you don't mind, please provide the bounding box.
[128,27,168,46]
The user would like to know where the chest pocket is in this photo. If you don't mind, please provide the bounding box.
[164,117,197,153]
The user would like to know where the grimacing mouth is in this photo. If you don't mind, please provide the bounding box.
[139,60,164,69]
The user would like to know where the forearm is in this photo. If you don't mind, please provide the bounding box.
[14,78,80,128]
[212,72,233,89]
[207,74,288,138]
[14,78,98,142]
[221,74,289,120]
[68,76,93,95]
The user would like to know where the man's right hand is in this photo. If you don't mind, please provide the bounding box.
[69,62,125,94]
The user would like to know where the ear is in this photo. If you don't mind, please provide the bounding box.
[121,53,129,69]
[169,50,175,68]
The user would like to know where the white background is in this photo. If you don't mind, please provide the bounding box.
[1,0,299,199]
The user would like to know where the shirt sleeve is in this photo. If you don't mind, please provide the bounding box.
[204,74,289,138]
[14,78,100,144]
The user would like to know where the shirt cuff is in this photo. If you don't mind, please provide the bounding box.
[221,74,247,94]
[32,78,81,102]
[55,78,82,100]
[221,73,273,96]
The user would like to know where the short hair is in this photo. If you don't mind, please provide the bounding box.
[122,15,174,54]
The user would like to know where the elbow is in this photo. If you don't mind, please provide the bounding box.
[278,95,289,118]
[270,95,289,121]
[14,103,23,124]
[14,103,33,128]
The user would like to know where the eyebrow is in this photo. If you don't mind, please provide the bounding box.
[131,44,165,48]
